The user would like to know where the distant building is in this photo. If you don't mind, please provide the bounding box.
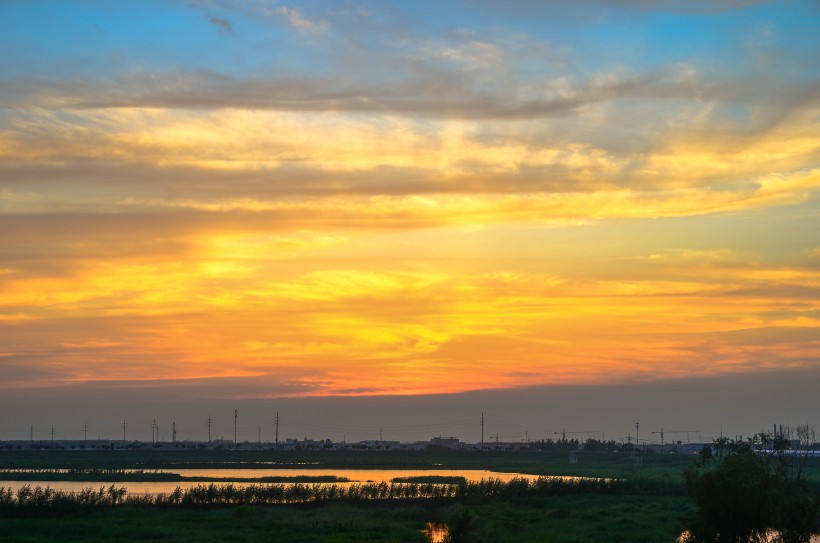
[430,437,460,449]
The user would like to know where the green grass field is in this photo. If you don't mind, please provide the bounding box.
[0,495,694,543]
[0,448,701,477]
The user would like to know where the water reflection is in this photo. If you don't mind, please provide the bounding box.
[0,469,547,495]
[170,468,537,482]
[423,522,448,543]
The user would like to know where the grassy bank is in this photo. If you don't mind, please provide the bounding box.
[0,448,701,479]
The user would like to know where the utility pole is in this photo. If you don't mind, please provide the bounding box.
[234,409,238,449]
[122,419,127,446]
[275,412,279,451]
[172,422,176,443]
[635,422,640,450]
[83,422,88,443]
[50,426,54,445]
[151,419,156,444]
[480,413,484,450]
[208,415,213,445]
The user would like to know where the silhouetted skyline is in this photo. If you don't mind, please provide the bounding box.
[3,368,818,444]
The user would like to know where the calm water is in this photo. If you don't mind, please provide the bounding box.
[171,468,540,482]
[0,468,543,495]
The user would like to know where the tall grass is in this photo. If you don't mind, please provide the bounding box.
[0,476,655,513]
[0,483,127,511]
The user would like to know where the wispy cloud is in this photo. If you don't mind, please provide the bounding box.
[207,15,234,36]
[2,0,818,400]
[274,5,329,33]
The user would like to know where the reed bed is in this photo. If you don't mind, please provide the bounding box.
[0,476,644,513]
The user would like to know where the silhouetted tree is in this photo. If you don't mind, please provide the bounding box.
[683,433,818,543]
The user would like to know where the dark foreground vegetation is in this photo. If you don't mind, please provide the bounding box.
[0,444,816,542]
[683,434,820,543]
[0,495,693,543]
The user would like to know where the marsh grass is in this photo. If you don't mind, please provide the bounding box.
[0,476,641,513]
[0,449,815,542]
[1,449,816,486]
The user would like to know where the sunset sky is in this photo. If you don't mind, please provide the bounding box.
[1,1,818,442]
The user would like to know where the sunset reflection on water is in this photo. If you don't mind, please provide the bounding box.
[423,522,448,543]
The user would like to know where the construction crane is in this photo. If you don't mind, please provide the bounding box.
[652,429,700,447]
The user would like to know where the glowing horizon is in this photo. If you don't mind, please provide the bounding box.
[1,0,818,400]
